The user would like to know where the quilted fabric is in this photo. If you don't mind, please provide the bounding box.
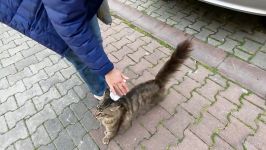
[0,0,114,76]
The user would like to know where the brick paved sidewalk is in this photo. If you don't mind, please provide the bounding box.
[0,16,265,150]
[117,0,266,71]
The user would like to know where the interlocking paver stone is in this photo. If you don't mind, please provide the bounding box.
[208,95,237,124]
[210,28,231,42]
[0,115,8,133]
[14,53,37,71]
[21,44,46,57]
[128,47,149,62]
[142,40,161,53]
[195,28,214,41]
[56,74,82,95]
[250,51,266,69]
[39,71,65,92]
[233,100,263,129]
[66,122,86,146]
[26,104,56,134]
[220,82,247,105]
[181,92,211,118]
[5,100,36,128]
[164,107,194,140]
[188,65,212,83]
[2,33,21,44]
[0,96,17,116]
[137,106,171,134]
[173,76,201,98]
[60,66,76,79]
[32,86,61,111]
[38,143,57,150]
[131,70,154,85]
[160,88,187,115]
[115,122,151,150]
[80,111,99,132]
[0,80,25,103]
[81,94,98,109]
[218,38,239,53]
[234,48,252,61]
[175,129,208,150]
[73,84,89,99]
[15,83,43,107]
[53,130,75,150]
[0,41,16,54]
[138,125,176,150]
[208,74,227,88]
[29,57,53,74]
[78,135,99,150]
[7,67,32,85]
[190,112,224,145]
[35,48,54,61]
[51,89,79,115]
[0,64,17,79]
[0,121,28,149]
[197,78,224,102]
[5,145,16,150]
[144,49,167,65]
[213,136,234,150]
[23,70,48,89]
[261,44,266,53]
[115,56,135,71]
[8,42,29,56]
[0,77,9,89]
[244,94,266,110]
[220,117,252,149]
[44,118,64,140]
[14,138,34,150]
[0,51,10,62]
[44,60,68,76]
[70,101,88,120]
[246,121,266,149]
[1,52,23,67]
[239,39,261,55]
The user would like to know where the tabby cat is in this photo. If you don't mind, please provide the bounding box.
[95,40,192,144]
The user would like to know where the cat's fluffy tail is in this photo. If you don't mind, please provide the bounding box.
[155,40,192,88]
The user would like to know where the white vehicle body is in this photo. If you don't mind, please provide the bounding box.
[198,0,266,16]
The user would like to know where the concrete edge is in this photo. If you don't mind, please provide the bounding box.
[109,0,266,99]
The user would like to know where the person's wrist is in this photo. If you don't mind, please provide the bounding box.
[105,68,114,78]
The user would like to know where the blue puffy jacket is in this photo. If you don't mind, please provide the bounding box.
[0,0,114,76]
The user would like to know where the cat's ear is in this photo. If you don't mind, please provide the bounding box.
[110,105,121,111]
[104,88,111,98]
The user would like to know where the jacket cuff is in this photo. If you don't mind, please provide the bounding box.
[98,61,114,76]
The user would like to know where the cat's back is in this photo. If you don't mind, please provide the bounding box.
[127,80,160,97]
[120,80,163,115]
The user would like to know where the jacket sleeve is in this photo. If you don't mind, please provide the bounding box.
[41,0,114,76]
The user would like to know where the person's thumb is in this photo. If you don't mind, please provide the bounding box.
[121,74,129,80]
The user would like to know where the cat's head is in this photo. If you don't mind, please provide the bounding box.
[95,89,124,120]
[96,88,113,111]
[95,102,123,120]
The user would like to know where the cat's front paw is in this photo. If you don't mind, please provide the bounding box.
[102,137,110,145]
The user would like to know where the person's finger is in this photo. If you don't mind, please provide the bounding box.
[117,82,127,95]
[121,74,129,80]
[121,82,129,93]
[114,84,123,96]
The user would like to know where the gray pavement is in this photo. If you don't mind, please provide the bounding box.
[117,0,266,70]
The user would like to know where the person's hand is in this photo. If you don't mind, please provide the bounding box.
[105,68,129,96]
